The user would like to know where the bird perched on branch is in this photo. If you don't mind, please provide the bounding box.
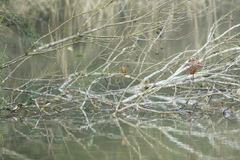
[5,103,22,112]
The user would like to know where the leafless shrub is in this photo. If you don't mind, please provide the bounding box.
[0,0,239,118]
[1,1,240,159]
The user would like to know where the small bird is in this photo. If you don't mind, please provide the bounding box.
[6,103,22,112]
[121,67,127,73]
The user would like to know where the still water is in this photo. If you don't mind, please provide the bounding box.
[1,0,240,160]
[1,111,240,160]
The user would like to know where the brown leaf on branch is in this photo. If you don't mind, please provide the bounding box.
[186,58,202,75]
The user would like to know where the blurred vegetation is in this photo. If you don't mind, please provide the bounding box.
[0,0,38,71]
[0,0,37,40]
